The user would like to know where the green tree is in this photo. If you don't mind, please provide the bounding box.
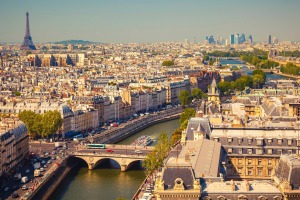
[19,110,38,138]
[179,108,196,124]
[143,132,171,176]
[217,81,233,95]
[171,128,183,145]
[252,74,265,88]
[178,90,191,107]
[191,88,206,99]
[162,60,174,66]
[14,91,21,96]
[41,110,63,138]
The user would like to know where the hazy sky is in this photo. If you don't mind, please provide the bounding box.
[1,0,300,43]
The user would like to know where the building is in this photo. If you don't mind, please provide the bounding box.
[0,118,29,178]
[268,35,272,44]
[230,34,235,45]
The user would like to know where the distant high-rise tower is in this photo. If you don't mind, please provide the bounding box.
[268,35,272,45]
[20,12,36,50]
[230,34,235,45]
[248,35,253,44]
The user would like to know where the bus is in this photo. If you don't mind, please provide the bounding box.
[86,144,106,149]
[73,134,83,142]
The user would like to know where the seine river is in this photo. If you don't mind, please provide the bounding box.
[50,119,180,200]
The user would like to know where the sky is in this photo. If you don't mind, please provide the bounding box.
[1,0,300,43]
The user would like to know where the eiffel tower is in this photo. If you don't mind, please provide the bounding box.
[20,12,36,50]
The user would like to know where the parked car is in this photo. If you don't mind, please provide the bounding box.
[47,161,52,164]
[12,192,19,198]
[106,149,113,153]
[40,168,45,172]
[22,185,28,190]
[25,169,30,174]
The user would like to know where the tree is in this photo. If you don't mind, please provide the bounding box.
[217,81,233,95]
[19,110,38,138]
[252,74,265,88]
[41,110,63,138]
[178,90,191,107]
[171,128,183,145]
[179,108,196,124]
[14,91,21,96]
[162,60,174,66]
[192,88,206,100]
[143,132,171,176]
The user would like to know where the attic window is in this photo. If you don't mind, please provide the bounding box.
[278,139,282,145]
[228,138,233,144]
[287,139,292,146]
[248,138,252,145]
[267,138,272,144]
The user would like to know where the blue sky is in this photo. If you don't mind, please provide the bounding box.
[1,0,300,43]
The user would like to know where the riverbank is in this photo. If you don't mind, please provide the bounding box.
[29,109,183,200]
[92,107,183,144]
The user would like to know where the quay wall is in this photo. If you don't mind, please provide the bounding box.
[93,107,183,144]
[28,108,183,200]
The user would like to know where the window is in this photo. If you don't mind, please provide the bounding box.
[228,148,232,154]
[248,138,252,145]
[288,150,292,155]
[247,168,252,175]
[267,138,272,145]
[268,159,272,165]
[268,168,272,176]
[287,139,292,146]
[248,148,252,155]
[258,167,263,176]
[228,137,233,144]
[248,158,252,165]
[267,149,272,155]
[238,138,243,145]
[278,149,282,154]
[256,138,263,146]
[258,159,262,165]
[278,139,282,145]
[256,149,263,155]
[238,149,243,155]
[238,168,243,174]
[238,159,242,164]
[213,137,219,142]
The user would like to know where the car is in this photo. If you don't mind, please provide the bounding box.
[134,150,143,154]
[4,187,10,192]
[44,153,49,156]
[40,167,44,172]
[41,160,46,164]
[22,185,28,190]
[12,192,19,198]
[43,165,48,168]
[53,147,57,150]
[59,150,63,153]
[47,161,52,164]
[51,151,56,155]
[51,156,56,160]
[106,149,113,153]
[25,169,30,173]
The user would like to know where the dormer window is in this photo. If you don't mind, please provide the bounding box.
[267,138,272,145]
[248,148,252,155]
[287,139,292,146]
[278,139,282,145]
[213,137,219,142]
[256,138,263,146]
[228,137,233,144]
[238,138,243,145]
[248,138,252,145]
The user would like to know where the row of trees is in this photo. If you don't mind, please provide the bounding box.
[178,88,207,107]
[278,50,300,58]
[19,110,63,139]
[171,108,196,145]
[280,62,300,76]
[143,108,197,177]
[142,132,171,176]
[218,70,266,94]
[206,49,280,69]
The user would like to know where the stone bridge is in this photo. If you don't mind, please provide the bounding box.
[71,152,148,172]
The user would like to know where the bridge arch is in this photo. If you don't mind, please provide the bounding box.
[93,157,121,170]
[126,159,144,171]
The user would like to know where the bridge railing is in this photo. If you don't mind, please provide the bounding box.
[71,152,147,158]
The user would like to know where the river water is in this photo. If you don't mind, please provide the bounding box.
[50,119,180,200]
